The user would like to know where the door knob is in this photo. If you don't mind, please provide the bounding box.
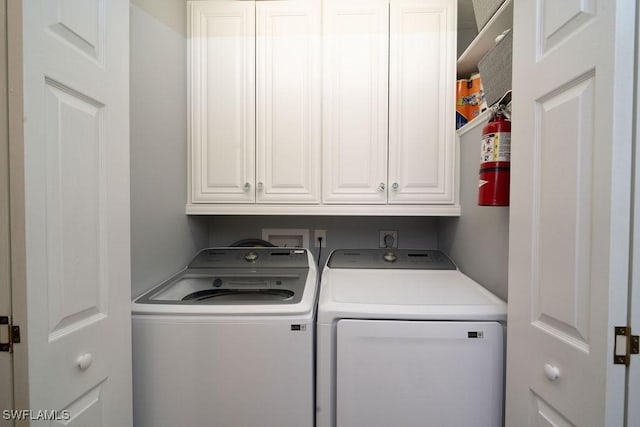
[543,363,560,381]
[77,353,93,371]
[378,182,386,191]
[243,182,251,191]
[392,182,399,190]
[257,182,264,191]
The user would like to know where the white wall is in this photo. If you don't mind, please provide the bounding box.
[208,216,440,267]
[130,1,208,298]
[438,114,510,300]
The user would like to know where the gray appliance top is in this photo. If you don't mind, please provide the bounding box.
[327,249,456,270]
[134,248,311,305]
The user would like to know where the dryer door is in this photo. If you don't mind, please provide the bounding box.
[336,319,504,427]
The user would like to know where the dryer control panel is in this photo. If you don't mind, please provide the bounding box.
[327,249,456,270]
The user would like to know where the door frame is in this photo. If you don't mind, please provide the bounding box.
[0,0,13,419]
[2,0,29,420]
[629,3,640,422]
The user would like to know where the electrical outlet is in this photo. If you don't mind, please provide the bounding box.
[315,230,327,247]
[379,230,398,248]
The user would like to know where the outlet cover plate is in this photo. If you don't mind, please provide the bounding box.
[314,230,327,247]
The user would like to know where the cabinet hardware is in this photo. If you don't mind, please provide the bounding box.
[378,182,386,191]
[243,182,251,191]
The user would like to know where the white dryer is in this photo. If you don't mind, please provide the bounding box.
[132,248,318,427]
[316,249,507,427]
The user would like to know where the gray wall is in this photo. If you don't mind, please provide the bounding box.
[130,1,208,298]
[208,216,440,267]
[128,0,506,299]
[438,114,510,300]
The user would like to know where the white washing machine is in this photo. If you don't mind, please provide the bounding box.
[316,249,507,427]
[132,247,318,427]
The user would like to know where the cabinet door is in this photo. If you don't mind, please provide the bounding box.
[388,0,456,204]
[322,0,389,204]
[256,0,321,203]
[189,1,255,203]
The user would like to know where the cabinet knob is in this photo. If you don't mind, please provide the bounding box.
[257,182,264,191]
[392,182,399,190]
[543,364,560,381]
[243,182,251,191]
[378,182,386,191]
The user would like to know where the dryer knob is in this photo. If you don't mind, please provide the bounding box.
[383,251,397,263]
[244,251,259,262]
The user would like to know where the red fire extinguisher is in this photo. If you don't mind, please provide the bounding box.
[478,107,511,206]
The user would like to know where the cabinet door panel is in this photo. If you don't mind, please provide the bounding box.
[388,0,456,204]
[256,0,321,203]
[189,1,255,203]
[323,0,389,204]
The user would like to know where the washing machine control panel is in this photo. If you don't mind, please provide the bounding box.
[188,248,309,268]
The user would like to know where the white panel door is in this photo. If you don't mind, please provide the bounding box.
[22,0,132,425]
[189,1,256,203]
[336,319,504,427]
[322,0,389,204]
[388,0,456,204]
[506,1,635,425]
[256,0,321,204]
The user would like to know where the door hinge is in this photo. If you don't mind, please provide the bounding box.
[0,316,20,353]
[614,326,639,366]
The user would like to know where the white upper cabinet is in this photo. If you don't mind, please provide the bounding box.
[256,0,322,203]
[323,0,456,207]
[322,0,389,204]
[189,0,321,204]
[388,0,456,204]
[187,0,459,215]
[189,1,256,203]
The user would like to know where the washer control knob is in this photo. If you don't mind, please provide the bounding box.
[383,251,397,263]
[244,251,259,262]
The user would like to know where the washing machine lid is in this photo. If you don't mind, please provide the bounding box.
[317,249,506,323]
[132,248,318,316]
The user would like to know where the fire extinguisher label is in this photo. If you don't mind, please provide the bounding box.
[480,132,511,162]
